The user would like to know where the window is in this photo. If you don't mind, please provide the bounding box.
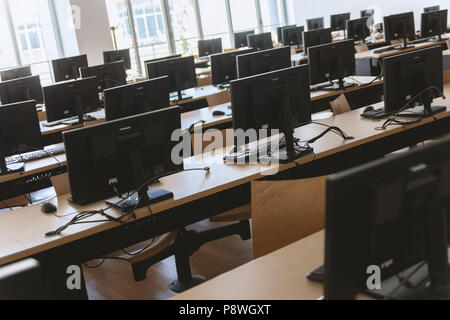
[260,0,285,37]
[0,1,17,70]
[4,0,61,85]
[169,0,199,55]
[229,0,258,32]
[198,0,231,48]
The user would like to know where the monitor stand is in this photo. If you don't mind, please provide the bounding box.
[0,156,24,177]
[104,148,174,212]
[170,90,193,103]
[217,83,230,90]
[398,105,447,118]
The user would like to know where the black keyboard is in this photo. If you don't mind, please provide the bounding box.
[361,108,388,119]
[6,145,65,164]
[307,265,325,283]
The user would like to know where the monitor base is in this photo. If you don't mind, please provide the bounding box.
[365,262,450,300]
[398,105,447,118]
[106,187,174,212]
[216,83,230,90]
[267,145,314,164]
[170,275,206,293]
[0,162,25,177]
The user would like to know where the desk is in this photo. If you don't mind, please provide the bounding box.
[355,41,448,76]
[0,97,449,298]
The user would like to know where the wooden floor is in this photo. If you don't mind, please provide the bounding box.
[83,220,253,300]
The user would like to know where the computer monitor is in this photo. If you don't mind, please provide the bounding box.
[247,32,274,51]
[324,136,450,300]
[237,46,292,79]
[198,38,223,57]
[63,107,182,211]
[277,25,296,43]
[306,17,324,31]
[234,30,255,48]
[302,28,332,54]
[103,48,132,70]
[0,100,42,176]
[0,75,43,105]
[52,54,88,83]
[346,17,371,43]
[0,259,49,300]
[421,9,448,40]
[383,45,445,117]
[43,77,100,124]
[424,5,440,13]
[282,26,305,47]
[383,12,416,49]
[80,61,127,92]
[145,54,182,64]
[104,76,170,121]
[230,65,312,163]
[308,39,356,90]
[0,66,32,82]
[210,48,255,87]
[361,9,374,18]
[146,56,197,102]
[331,13,351,32]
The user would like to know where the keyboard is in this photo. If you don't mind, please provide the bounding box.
[307,265,325,283]
[43,115,97,127]
[6,145,66,164]
[361,108,388,119]
[373,45,402,54]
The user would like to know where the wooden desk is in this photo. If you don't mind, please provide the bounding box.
[354,41,444,60]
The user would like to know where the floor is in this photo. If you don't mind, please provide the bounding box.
[83,220,254,300]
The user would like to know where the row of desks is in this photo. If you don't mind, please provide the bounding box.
[0,91,449,298]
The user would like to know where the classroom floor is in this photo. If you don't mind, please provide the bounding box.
[83,220,253,300]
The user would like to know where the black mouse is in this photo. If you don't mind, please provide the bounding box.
[213,110,226,117]
[363,106,374,113]
[41,202,57,214]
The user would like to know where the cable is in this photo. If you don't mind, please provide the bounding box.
[45,167,211,237]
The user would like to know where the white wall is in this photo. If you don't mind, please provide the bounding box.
[69,0,114,65]
[286,0,450,30]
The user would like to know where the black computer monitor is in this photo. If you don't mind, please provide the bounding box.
[331,13,351,32]
[421,9,448,40]
[308,39,356,90]
[198,38,223,57]
[424,5,440,12]
[43,77,100,124]
[80,61,127,92]
[302,28,332,54]
[210,48,254,87]
[0,75,43,105]
[103,48,132,70]
[146,56,197,102]
[306,17,324,31]
[346,17,371,43]
[324,136,450,300]
[0,66,32,82]
[361,9,374,18]
[237,46,292,79]
[383,12,416,49]
[383,45,445,117]
[145,54,182,64]
[52,54,88,82]
[230,65,312,163]
[277,25,296,43]
[63,107,182,211]
[282,26,305,47]
[104,76,170,121]
[0,100,42,176]
[0,259,49,300]
[234,30,255,48]
[247,32,274,51]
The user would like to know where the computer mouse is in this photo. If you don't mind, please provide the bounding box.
[213,110,226,117]
[41,202,57,214]
[363,106,374,113]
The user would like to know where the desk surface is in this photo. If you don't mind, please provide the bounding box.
[355,41,445,60]
[0,94,449,266]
